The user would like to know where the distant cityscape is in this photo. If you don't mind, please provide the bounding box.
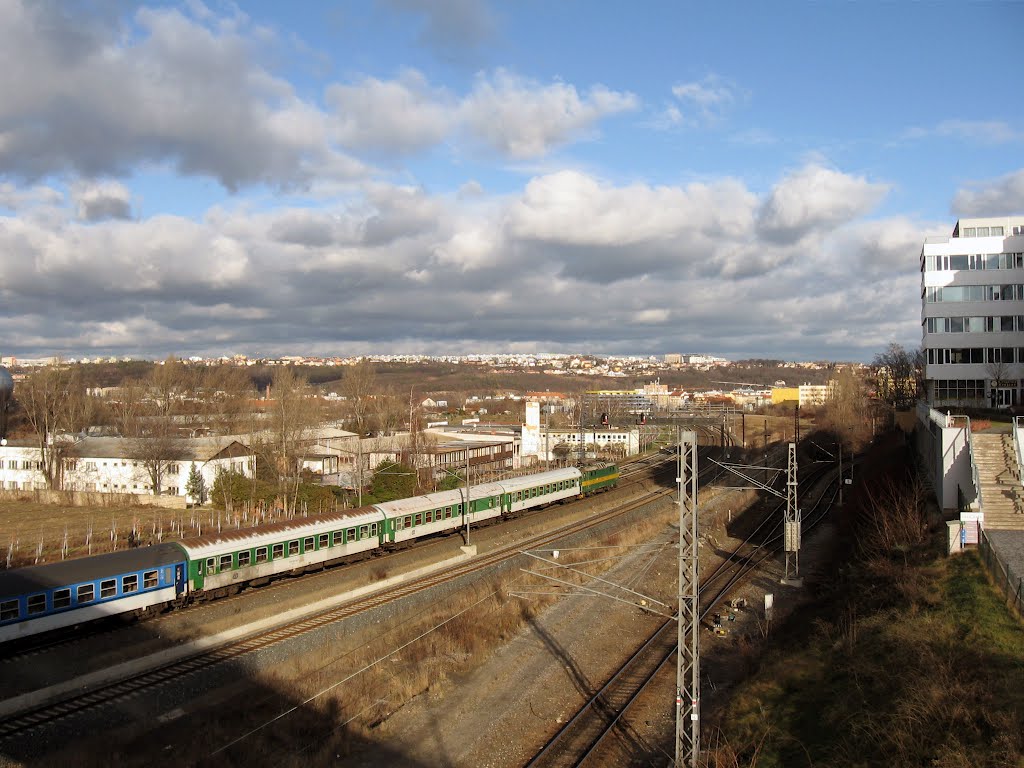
[1,352,847,376]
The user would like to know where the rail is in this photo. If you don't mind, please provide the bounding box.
[1015,416,1024,482]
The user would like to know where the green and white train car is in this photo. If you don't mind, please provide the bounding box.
[375,480,505,545]
[173,465,616,597]
[178,507,385,594]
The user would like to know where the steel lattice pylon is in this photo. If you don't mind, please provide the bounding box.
[783,442,801,580]
[675,430,699,767]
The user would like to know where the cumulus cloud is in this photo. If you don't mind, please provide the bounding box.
[460,70,638,158]
[952,169,1024,217]
[326,70,454,153]
[0,160,924,362]
[72,181,133,222]
[0,2,362,189]
[757,164,890,244]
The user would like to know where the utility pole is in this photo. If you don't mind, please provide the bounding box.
[783,442,801,583]
[544,405,550,470]
[675,429,700,767]
[464,443,472,544]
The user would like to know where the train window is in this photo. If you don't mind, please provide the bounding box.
[303,537,314,552]
[370,523,377,536]
[53,588,71,609]
[206,557,216,574]
[288,541,299,556]
[347,527,356,540]
[0,599,18,621]
[403,516,412,530]
[238,551,251,568]
[256,547,268,563]
[332,532,343,546]
[318,534,329,549]
[143,570,158,589]
[359,525,369,538]
[220,554,233,571]
[122,575,139,594]
[78,584,95,603]
[413,514,421,527]
[100,579,116,599]
[425,511,433,523]
[27,594,46,615]
[273,543,284,559]
[445,506,452,517]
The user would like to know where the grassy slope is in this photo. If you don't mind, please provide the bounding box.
[713,442,1024,768]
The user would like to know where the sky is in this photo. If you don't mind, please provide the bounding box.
[1,1,1023,363]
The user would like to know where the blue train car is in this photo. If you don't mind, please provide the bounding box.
[0,544,187,643]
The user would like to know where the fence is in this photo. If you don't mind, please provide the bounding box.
[979,529,1024,621]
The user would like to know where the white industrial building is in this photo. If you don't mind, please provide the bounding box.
[921,215,1024,408]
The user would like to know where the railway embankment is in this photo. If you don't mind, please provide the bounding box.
[705,433,1024,768]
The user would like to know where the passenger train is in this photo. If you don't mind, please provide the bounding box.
[0,463,619,644]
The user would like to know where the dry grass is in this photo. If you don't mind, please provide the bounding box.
[198,503,681,764]
[704,438,1024,768]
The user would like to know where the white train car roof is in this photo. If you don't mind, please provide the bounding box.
[372,480,507,518]
[495,467,581,494]
[177,507,385,559]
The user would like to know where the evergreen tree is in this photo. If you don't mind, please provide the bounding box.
[185,464,207,505]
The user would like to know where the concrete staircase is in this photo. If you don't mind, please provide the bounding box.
[972,433,1024,530]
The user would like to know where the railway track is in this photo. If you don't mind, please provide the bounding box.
[0,457,685,743]
[526,460,840,767]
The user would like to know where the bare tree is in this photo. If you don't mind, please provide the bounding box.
[821,367,872,451]
[132,433,189,495]
[373,387,405,436]
[873,343,923,409]
[17,365,82,489]
[341,359,378,436]
[267,366,321,516]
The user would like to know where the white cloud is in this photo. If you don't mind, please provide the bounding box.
[0,2,363,189]
[657,74,743,128]
[903,120,1024,145]
[460,70,638,158]
[326,70,454,153]
[0,158,924,362]
[72,180,133,222]
[757,164,890,244]
[952,169,1024,217]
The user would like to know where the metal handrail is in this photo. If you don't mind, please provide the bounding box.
[1014,416,1024,481]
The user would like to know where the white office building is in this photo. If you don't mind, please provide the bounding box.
[921,215,1024,408]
